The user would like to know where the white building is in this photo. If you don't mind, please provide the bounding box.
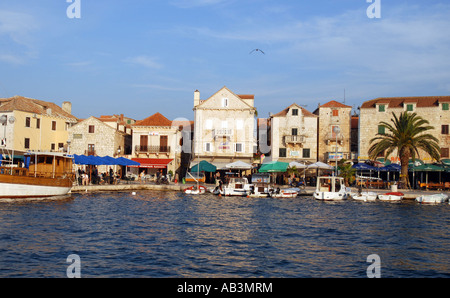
[192,86,257,169]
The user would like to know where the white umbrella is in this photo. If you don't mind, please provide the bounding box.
[289,161,307,169]
[307,161,333,170]
[225,160,252,170]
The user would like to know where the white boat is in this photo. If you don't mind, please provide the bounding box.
[213,177,253,197]
[0,152,74,199]
[248,173,271,197]
[270,187,299,198]
[352,191,378,202]
[415,193,448,204]
[378,192,404,201]
[183,184,207,195]
[313,176,349,201]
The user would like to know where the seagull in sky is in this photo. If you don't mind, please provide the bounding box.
[249,49,265,55]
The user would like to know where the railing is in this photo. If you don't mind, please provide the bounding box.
[325,132,344,141]
[213,129,233,138]
[135,145,170,153]
[284,135,305,144]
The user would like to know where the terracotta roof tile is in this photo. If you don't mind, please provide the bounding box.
[360,96,450,109]
[133,112,172,127]
[320,100,352,108]
[272,103,316,118]
[0,95,77,121]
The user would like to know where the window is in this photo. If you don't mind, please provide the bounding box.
[406,104,414,111]
[58,143,64,150]
[24,138,30,149]
[25,117,31,127]
[443,103,449,111]
[442,125,449,135]
[51,143,55,151]
[441,148,449,158]
[222,98,228,107]
[52,121,56,131]
[235,143,243,153]
[205,142,212,152]
[292,128,298,136]
[332,110,339,117]
[279,148,287,158]
[378,105,385,112]
[378,125,385,135]
[303,148,310,158]
[36,118,40,129]
[292,109,298,116]
[88,125,95,133]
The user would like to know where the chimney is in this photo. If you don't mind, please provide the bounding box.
[194,90,200,108]
[62,101,72,115]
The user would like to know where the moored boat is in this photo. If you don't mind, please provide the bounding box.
[313,176,349,201]
[378,192,404,201]
[212,177,252,196]
[183,184,207,195]
[415,193,448,204]
[270,187,299,198]
[352,191,378,202]
[0,152,74,199]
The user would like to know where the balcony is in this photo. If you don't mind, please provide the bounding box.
[135,145,171,153]
[284,135,305,144]
[213,129,233,138]
[325,132,344,142]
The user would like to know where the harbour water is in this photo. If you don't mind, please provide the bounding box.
[0,190,449,278]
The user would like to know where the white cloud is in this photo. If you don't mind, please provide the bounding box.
[124,55,163,69]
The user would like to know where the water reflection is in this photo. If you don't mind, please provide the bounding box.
[0,191,449,277]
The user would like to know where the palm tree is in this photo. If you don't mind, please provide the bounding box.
[338,159,356,186]
[368,111,441,188]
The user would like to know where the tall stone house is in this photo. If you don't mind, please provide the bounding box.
[265,103,318,164]
[359,96,450,163]
[313,100,352,165]
[192,86,257,169]
[131,112,183,176]
[68,116,129,171]
[0,96,77,154]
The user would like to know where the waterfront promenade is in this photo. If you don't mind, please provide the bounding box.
[71,182,446,200]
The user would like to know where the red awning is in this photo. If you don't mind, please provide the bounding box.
[130,158,173,169]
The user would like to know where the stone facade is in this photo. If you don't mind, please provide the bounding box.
[268,103,318,164]
[313,101,352,164]
[68,116,127,172]
[359,96,450,163]
[193,86,256,168]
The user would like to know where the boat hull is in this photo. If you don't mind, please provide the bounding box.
[0,181,72,198]
[352,192,378,202]
[313,191,346,201]
[378,192,403,201]
[416,194,448,204]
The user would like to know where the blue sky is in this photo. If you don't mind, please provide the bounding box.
[1,0,450,121]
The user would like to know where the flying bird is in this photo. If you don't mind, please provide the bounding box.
[249,49,265,55]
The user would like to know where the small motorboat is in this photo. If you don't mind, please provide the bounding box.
[183,185,207,195]
[313,176,349,201]
[378,192,404,201]
[212,177,252,196]
[416,193,448,204]
[270,188,299,198]
[352,191,378,202]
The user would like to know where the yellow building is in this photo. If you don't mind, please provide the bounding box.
[0,96,78,154]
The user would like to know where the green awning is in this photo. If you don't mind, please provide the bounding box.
[259,161,289,173]
[190,160,217,173]
[410,164,444,172]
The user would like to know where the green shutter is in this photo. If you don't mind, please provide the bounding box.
[378,125,385,134]
[378,105,385,112]
[407,104,413,111]
[443,103,449,111]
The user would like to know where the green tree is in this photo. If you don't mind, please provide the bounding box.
[368,112,440,188]
[338,159,356,186]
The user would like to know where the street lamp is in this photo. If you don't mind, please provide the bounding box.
[333,126,341,176]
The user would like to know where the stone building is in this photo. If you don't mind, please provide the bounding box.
[266,103,318,164]
[313,100,352,165]
[131,112,183,176]
[192,86,257,169]
[68,116,128,172]
[359,96,450,163]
